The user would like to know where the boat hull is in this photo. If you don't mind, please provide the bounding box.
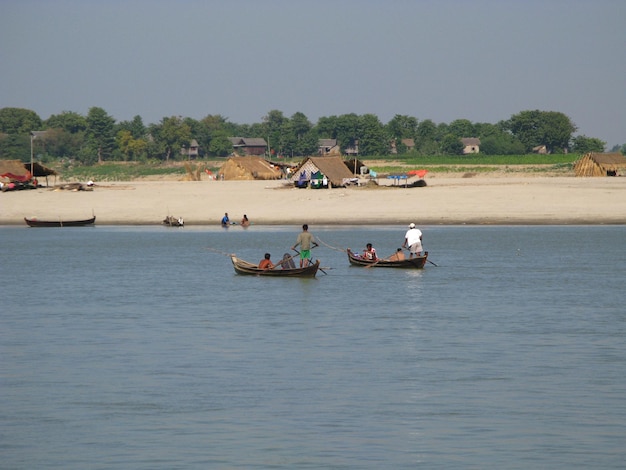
[24,216,96,227]
[347,249,427,268]
[231,255,319,277]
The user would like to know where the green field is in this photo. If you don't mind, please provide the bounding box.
[55,154,581,181]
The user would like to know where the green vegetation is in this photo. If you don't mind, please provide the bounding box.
[1,106,620,168]
[50,154,576,182]
[376,153,579,166]
[57,162,188,182]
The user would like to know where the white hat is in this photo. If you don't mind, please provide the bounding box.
[409,223,415,228]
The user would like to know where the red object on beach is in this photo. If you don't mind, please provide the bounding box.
[407,169,428,178]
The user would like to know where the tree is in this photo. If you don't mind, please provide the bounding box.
[261,110,287,156]
[447,119,475,139]
[116,129,147,161]
[386,114,418,140]
[505,110,577,153]
[335,113,361,153]
[316,115,339,140]
[440,134,464,155]
[480,133,526,155]
[208,130,233,157]
[0,133,30,160]
[45,111,87,134]
[151,116,191,162]
[0,107,42,134]
[359,114,387,156]
[199,114,235,157]
[117,115,146,139]
[38,127,86,160]
[86,107,116,163]
[571,135,605,154]
[415,119,439,154]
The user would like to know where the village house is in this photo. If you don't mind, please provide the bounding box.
[180,139,199,158]
[318,139,340,156]
[390,138,416,154]
[290,156,357,188]
[461,138,480,154]
[573,152,626,177]
[228,137,268,156]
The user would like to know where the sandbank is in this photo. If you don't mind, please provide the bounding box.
[1,175,625,226]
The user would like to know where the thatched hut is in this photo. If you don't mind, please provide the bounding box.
[290,156,356,188]
[573,152,626,177]
[0,160,31,181]
[217,156,283,180]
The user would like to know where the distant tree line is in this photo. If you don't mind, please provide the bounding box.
[0,106,619,165]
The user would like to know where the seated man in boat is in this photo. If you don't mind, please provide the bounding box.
[387,248,406,261]
[362,243,377,261]
[258,253,274,270]
[279,253,296,269]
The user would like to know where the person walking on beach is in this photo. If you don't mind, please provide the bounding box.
[291,224,319,267]
[402,223,423,258]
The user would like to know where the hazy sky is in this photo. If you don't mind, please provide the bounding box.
[2,0,625,147]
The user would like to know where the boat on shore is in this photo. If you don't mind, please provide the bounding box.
[24,215,96,227]
[231,255,320,277]
[163,215,184,227]
[347,248,428,269]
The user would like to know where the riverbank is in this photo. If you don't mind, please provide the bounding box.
[2,175,625,225]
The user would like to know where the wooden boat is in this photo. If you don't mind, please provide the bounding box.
[231,255,320,277]
[347,248,428,269]
[24,215,96,227]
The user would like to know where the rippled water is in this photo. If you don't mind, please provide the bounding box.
[1,225,625,469]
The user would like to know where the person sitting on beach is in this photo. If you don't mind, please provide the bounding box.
[258,253,274,270]
[241,214,250,227]
[362,243,377,261]
[387,248,405,261]
[221,212,230,227]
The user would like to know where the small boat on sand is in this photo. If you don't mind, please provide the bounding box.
[24,215,96,227]
[163,215,184,227]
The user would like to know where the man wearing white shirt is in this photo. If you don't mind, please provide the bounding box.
[403,223,423,258]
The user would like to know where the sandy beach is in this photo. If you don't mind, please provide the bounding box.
[2,175,625,226]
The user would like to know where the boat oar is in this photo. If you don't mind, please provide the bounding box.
[270,251,299,270]
[364,258,381,268]
[403,247,438,266]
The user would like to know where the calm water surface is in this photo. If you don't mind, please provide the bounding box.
[1,225,625,469]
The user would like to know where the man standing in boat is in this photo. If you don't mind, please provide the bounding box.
[403,223,423,258]
[292,224,319,267]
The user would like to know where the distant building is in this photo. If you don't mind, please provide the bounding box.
[181,139,199,158]
[573,152,626,177]
[390,138,416,154]
[461,138,480,154]
[318,139,340,156]
[290,156,356,188]
[533,145,548,154]
[228,137,268,156]
[344,140,359,157]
